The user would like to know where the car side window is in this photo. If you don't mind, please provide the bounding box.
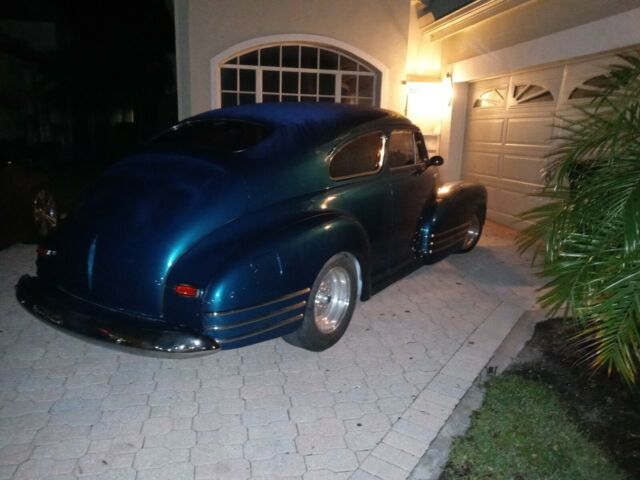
[329,132,384,179]
[414,131,429,163]
[387,130,416,169]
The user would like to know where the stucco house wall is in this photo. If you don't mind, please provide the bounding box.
[174,0,411,119]
[174,0,640,192]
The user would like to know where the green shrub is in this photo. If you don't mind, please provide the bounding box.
[519,53,640,385]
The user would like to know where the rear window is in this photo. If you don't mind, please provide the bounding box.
[329,132,384,179]
[152,119,272,153]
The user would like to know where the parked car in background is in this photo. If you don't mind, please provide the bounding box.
[17,103,487,355]
[0,159,59,248]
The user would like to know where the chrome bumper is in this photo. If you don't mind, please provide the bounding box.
[16,275,219,356]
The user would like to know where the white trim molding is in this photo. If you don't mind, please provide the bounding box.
[420,0,533,42]
[451,7,640,83]
[209,33,390,109]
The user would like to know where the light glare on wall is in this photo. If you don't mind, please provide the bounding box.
[403,74,452,135]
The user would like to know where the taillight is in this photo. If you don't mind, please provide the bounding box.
[37,245,57,257]
[173,283,201,299]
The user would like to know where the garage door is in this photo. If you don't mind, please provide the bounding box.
[461,53,623,229]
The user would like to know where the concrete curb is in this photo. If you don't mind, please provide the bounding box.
[408,309,545,480]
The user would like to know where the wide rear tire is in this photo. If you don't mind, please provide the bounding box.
[284,253,357,351]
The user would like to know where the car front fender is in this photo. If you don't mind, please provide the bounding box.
[417,181,487,264]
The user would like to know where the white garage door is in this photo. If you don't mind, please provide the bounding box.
[462,53,624,229]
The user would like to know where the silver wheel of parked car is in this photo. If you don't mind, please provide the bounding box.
[459,209,484,253]
[284,253,357,351]
[313,266,352,334]
[33,188,59,238]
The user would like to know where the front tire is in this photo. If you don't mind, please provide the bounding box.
[284,253,357,351]
[458,209,484,253]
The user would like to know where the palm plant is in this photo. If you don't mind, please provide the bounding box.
[518,53,640,385]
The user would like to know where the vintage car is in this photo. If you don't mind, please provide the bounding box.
[16,103,486,355]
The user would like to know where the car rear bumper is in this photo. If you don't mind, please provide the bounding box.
[15,275,219,356]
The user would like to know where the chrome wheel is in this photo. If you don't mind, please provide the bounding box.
[461,214,480,251]
[33,188,58,237]
[313,266,352,334]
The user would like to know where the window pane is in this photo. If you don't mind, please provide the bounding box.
[357,98,374,106]
[239,93,256,105]
[221,92,237,107]
[414,131,428,163]
[319,49,338,70]
[340,97,358,105]
[301,47,318,69]
[260,46,280,67]
[239,50,258,65]
[282,46,299,68]
[239,69,256,92]
[224,57,238,65]
[301,73,317,95]
[262,70,280,93]
[358,76,374,97]
[221,68,237,91]
[330,133,383,178]
[387,131,416,168]
[300,95,317,103]
[282,72,299,94]
[319,73,335,96]
[341,75,357,97]
[282,95,298,102]
[318,96,334,103]
[340,56,358,71]
[263,94,279,103]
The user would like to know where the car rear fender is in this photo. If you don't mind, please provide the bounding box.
[418,181,487,264]
[162,212,371,346]
[202,212,371,312]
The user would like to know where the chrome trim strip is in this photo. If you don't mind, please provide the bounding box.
[207,288,310,318]
[216,313,304,344]
[430,234,466,254]
[207,300,307,331]
[432,222,470,240]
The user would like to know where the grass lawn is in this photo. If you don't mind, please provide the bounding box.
[441,374,627,480]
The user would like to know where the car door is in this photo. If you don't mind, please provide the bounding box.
[328,130,392,283]
[387,129,438,273]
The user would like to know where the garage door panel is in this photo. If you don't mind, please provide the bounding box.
[487,209,532,230]
[466,118,504,143]
[500,155,546,185]
[463,151,500,176]
[493,188,545,217]
[505,117,553,146]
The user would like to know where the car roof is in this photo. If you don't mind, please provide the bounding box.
[188,103,412,136]
[193,102,401,123]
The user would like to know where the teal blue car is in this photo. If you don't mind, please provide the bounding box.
[17,103,486,355]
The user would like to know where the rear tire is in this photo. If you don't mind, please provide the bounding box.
[284,253,357,351]
[32,186,59,239]
[458,209,484,253]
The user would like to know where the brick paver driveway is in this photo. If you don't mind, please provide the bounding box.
[0,223,540,480]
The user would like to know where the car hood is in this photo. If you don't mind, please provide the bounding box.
[57,152,249,318]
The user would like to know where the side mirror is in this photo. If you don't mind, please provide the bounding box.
[428,155,444,167]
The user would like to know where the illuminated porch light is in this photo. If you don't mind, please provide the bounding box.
[402,74,453,135]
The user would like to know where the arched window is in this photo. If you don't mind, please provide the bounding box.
[473,88,506,108]
[218,44,380,107]
[568,74,610,100]
[512,84,554,104]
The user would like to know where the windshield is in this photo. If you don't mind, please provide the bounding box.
[151,119,273,153]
